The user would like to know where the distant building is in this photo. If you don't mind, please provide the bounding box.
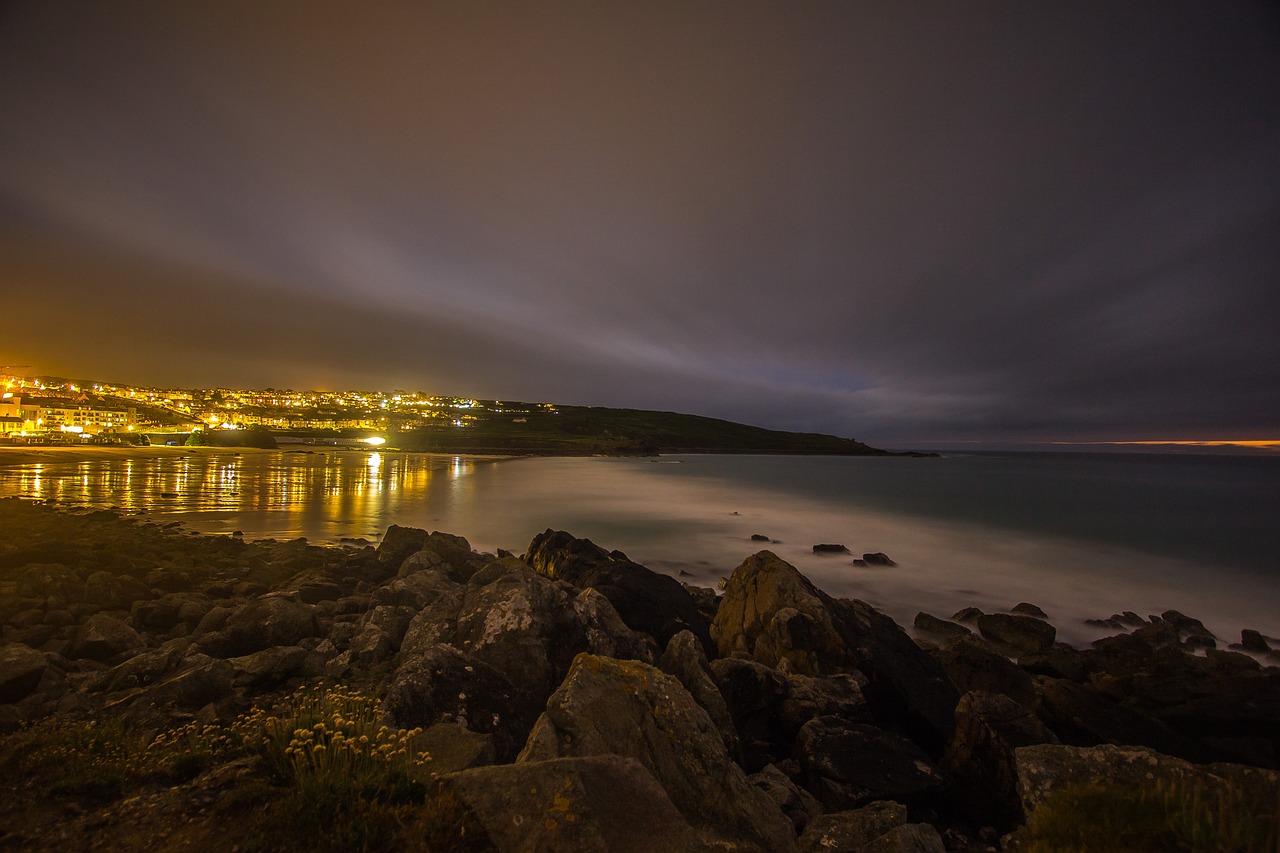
[0,395,137,438]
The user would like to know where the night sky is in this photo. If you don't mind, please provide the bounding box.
[2,2,1278,447]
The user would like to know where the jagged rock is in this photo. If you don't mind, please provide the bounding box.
[524,530,712,654]
[1010,603,1047,619]
[812,544,850,554]
[1240,629,1270,653]
[1014,743,1280,817]
[712,551,957,754]
[370,568,460,609]
[710,657,791,768]
[796,716,947,811]
[1017,645,1088,681]
[951,608,984,625]
[69,614,145,661]
[797,801,908,852]
[139,656,235,710]
[375,524,429,565]
[659,630,740,760]
[88,648,185,693]
[751,763,822,833]
[1157,609,1213,638]
[398,532,485,582]
[416,721,497,774]
[913,612,971,644]
[862,552,896,567]
[863,823,947,853]
[230,645,319,688]
[0,644,47,703]
[929,633,1037,710]
[940,692,1058,831]
[519,654,797,851]
[384,644,523,758]
[1037,676,1213,763]
[975,614,1055,655]
[423,756,702,852]
[221,596,320,656]
[395,560,655,752]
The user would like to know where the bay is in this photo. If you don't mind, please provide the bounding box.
[1,448,1276,646]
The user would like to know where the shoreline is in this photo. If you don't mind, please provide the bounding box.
[0,444,518,468]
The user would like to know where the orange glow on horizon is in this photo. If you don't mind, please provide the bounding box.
[1053,439,1280,450]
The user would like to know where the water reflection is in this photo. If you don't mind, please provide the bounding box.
[0,451,485,543]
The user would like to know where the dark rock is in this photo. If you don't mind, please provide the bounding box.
[1010,603,1047,619]
[0,644,48,703]
[141,656,235,710]
[1158,609,1214,638]
[862,552,896,567]
[130,594,191,632]
[221,596,320,656]
[797,801,907,853]
[951,608,984,625]
[852,559,868,567]
[415,722,496,775]
[524,530,712,654]
[659,630,740,760]
[83,571,151,611]
[375,524,429,565]
[975,613,1055,655]
[519,654,797,851]
[88,648,185,693]
[929,634,1037,710]
[940,692,1058,831]
[423,756,702,853]
[383,643,523,758]
[1017,645,1088,682]
[812,544,850,554]
[369,569,459,609]
[710,657,790,768]
[864,823,947,853]
[712,551,957,755]
[1013,743,1280,818]
[1035,678,1209,762]
[751,534,771,542]
[229,645,318,688]
[796,716,947,811]
[69,614,145,661]
[1240,629,1270,653]
[913,613,971,644]
[750,763,822,833]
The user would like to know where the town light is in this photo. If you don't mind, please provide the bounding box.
[363,436,386,446]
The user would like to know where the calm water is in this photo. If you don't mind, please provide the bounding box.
[2,449,1277,645]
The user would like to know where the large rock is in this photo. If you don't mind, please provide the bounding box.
[929,633,1037,710]
[1035,677,1205,761]
[1014,743,1280,817]
[69,613,145,661]
[712,551,957,754]
[221,596,320,656]
[798,801,908,852]
[393,559,655,754]
[659,629,740,760]
[750,763,822,834]
[975,613,1055,655]
[524,530,713,654]
[519,654,797,851]
[863,824,947,853]
[398,531,485,582]
[423,756,702,852]
[375,524,430,566]
[940,691,1058,831]
[795,716,947,811]
[0,644,48,703]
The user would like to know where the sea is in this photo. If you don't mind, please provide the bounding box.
[2,449,1277,647]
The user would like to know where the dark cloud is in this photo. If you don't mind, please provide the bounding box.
[2,1,1277,445]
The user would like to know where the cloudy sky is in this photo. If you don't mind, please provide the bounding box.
[2,2,1277,447]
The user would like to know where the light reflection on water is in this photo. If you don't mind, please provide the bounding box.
[1,451,1277,646]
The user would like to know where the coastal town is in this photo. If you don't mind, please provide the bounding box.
[0,370,551,445]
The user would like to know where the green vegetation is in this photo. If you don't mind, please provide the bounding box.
[1019,779,1280,852]
[406,403,891,455]
[0,683,438,852]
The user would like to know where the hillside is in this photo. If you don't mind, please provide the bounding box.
[403,404,897,456]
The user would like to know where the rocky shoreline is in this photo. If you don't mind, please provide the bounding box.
[1,497,1277,851]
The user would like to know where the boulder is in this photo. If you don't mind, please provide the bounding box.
[369,569,459,609]
[862,552,896,567]
[87,648,185,693]
[383,644,524,759]
[940,691,1058,831]
[1013,743,1280,817]
[750,763,822,833]
[399,532,484,582]
[659,630,740,760]
[797,801,907,852]
[221,596,320,656]
[519,654,797,851]
[524,530,712,654]
[796,716,947,811]
[1010,603,1048,618]
[1239,629,1271,653]
[710,657,790,769]
[929,633,1037,710]
[69,614,145,661]
[0,644,47,703]
[1035,677,1204,761]
[423,756,702,852]
[863,824,947,853]
[912,612,971,644]
[375,524,429,566]
[712,551,957,754]
[975,613,1055,655]
[395,560,655,750]
[139,655,236,710]
[812,544,850,554]
[230,645,318,688]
